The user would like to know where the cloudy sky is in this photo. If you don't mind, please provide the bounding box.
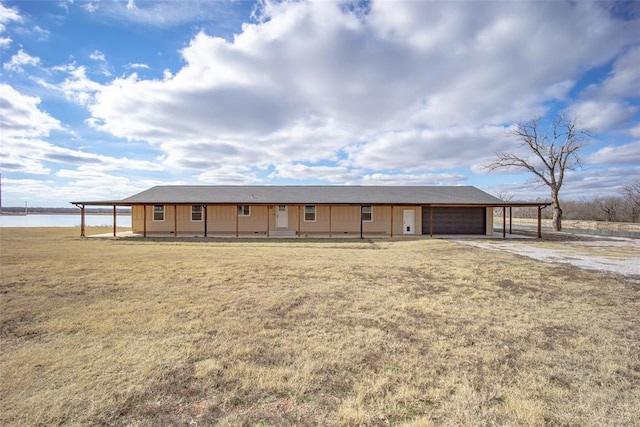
[1,0,639,207]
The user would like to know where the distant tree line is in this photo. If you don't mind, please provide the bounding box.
[0,207,131,215]
[508,179,640,223]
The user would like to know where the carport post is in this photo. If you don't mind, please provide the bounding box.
[509,207,512,234]
[538,206,542,238]
[430,206,433,237]
[78,204,85,237]
[503,206,506,239]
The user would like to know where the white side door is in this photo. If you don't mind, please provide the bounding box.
[276,205,288,228]
[403,209,415,234]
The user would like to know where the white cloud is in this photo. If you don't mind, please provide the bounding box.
[2,175,164,207]
[585,141,640,165]
[82,2,99,13]
[74,0,244,28]
[568,45,640,132]
[32,25,49,40]
[2,49,40,72]
[0,83,162,176]
[7,0,629,205]
[77,0,638,182]
[568,100,638,132]
[127,62,150,69]
[89,49,106,61]
[0,83,62,138]
[0,2,22,35]
[345,126,510,172]
[270,164,362,183]
[47,63,103,105]
[197,166,263,185]
[595,45,640,98]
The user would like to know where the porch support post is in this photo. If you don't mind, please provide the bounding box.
[360,205,363,239]
[143,205,147,237]
[113,206,117,237]
[430,206,433,237]
[297,205,301,237]
[503,206,506,239]
[266,206,270,237]
[203,205,207,237]
[509,206,512,234]
[329,205,332,237]
[80,204,85,237]
[174,205,178,237]
[390,205,394,237]
[538,206,542,238]
[235,205,239,238]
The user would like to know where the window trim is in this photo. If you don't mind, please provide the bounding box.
[237,205,251,216]
[191,205,203,222]
[153,205,165,222]
[361,205,373,222]
[304,205,316,222]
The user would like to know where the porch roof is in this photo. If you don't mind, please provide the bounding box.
[71,185,550,207]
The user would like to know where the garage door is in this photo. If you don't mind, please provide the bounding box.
[422,207,486,234]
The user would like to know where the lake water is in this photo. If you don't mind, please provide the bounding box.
[0,214,131,228]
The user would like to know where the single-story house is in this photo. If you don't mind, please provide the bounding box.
[72,185,550,238]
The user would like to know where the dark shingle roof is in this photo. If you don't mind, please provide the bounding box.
[102,185,506,205]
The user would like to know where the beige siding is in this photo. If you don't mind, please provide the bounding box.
[178,206,205,233]
[391,206,422,235]
[132,204,429,236]
[486,207,494,235]
[131,204,175,234]
[362,205,392,234]
[208,205,236,233]
[132,205,143,233]
[238,205,269,235]
[132,205,207,234]
[268,205,299,232]
[328,206,360,235]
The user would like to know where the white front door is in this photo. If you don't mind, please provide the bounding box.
[276,205,288,228]
[403,209,415,234]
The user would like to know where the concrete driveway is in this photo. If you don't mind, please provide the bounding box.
[457,233,640,281]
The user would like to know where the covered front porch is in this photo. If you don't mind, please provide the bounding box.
[74,202,550,239]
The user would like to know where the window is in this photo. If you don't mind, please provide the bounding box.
[304,205,316,222]
[191,205,203,221]
[153,205,164,221]
[361,205,373,222]
[237,205,251,216]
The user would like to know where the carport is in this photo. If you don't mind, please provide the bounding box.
[422,202,551,238]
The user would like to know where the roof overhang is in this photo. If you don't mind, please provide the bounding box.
[71,201,552,207]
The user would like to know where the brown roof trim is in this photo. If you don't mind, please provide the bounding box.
[72,201,552,208]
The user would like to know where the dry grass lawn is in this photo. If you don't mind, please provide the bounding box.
[1,228,639,426]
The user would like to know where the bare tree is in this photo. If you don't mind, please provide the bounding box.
[485,114,591,231]
[596,196,619,222]
[621,179,640,223]
[495,191,514,216]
